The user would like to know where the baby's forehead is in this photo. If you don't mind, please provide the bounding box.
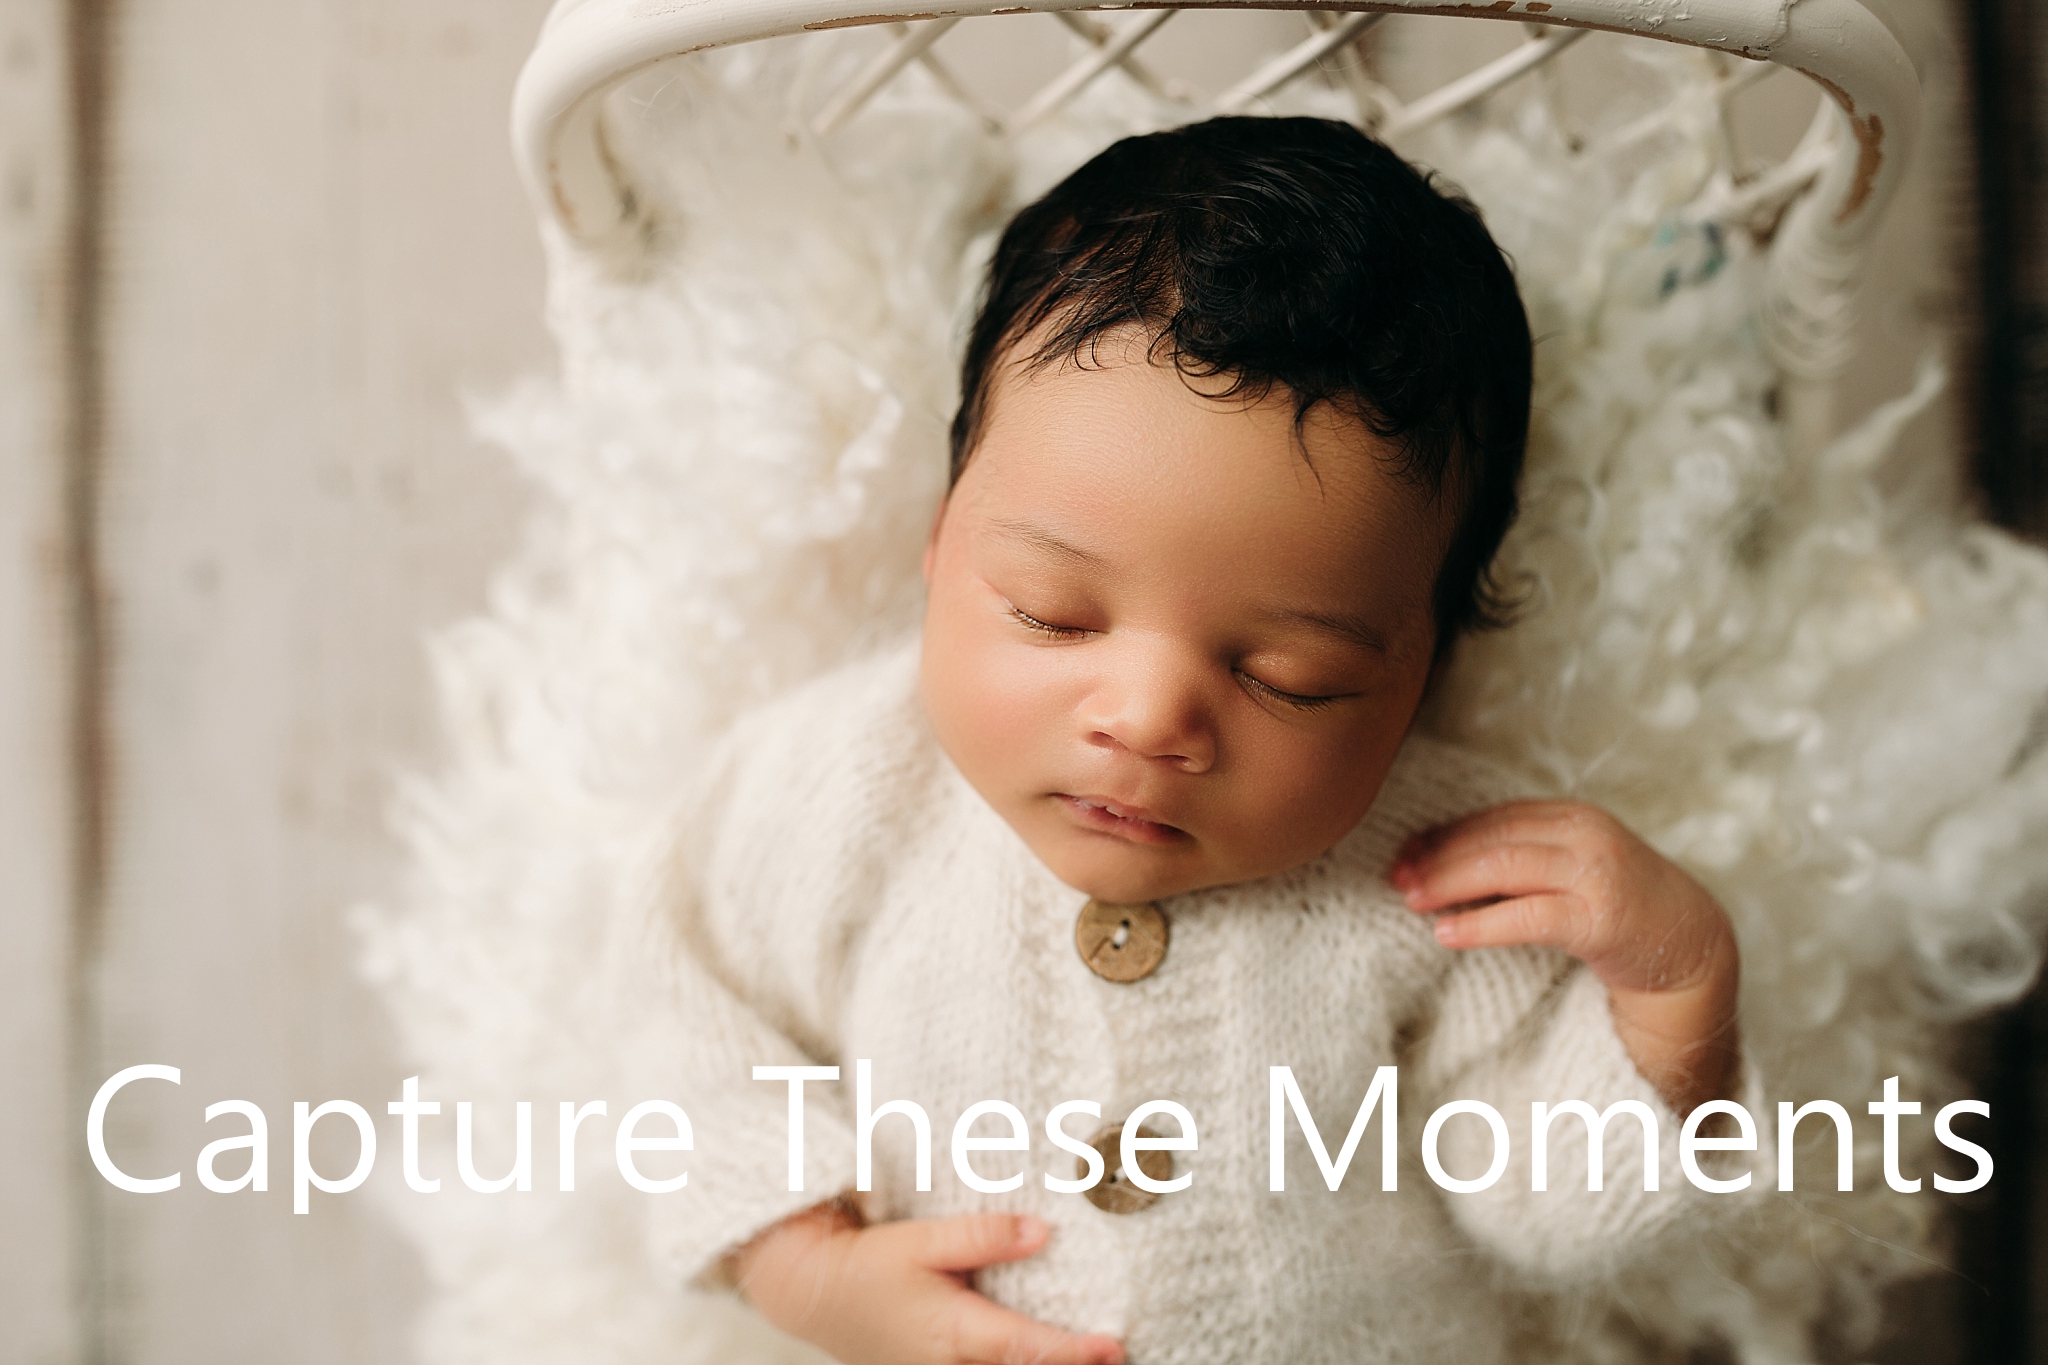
[963,352,1451,605]
[980,345,1433,512]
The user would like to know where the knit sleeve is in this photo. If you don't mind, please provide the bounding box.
[624,643,931,1289]
[1400,943,1772,1283]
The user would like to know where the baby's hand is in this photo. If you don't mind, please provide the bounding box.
[1390,800,1739,1115]
[731,1201,1125,1365]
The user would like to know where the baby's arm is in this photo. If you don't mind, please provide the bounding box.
[1390,800,1739,1114]
[730,1203,1125,1365]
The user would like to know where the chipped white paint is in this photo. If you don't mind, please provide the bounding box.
[514,0,1861,242]
[512,0,1916,432]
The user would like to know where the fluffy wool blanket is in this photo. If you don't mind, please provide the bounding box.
[358,28,2048,1364]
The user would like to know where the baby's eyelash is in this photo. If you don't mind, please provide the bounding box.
[1237,670,1342,713]
[1003,610,1340,709]
[1009,606,1090,639]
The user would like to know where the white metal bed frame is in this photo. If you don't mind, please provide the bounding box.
[509,0,1920,446]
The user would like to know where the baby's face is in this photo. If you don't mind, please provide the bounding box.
[921,333,1445,903]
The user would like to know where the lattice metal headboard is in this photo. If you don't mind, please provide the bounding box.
[510,0,1919,443]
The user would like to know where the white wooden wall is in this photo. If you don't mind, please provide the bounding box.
[0,2,1971,1362]
[81,0,559,1355]
[3,1,553,1360]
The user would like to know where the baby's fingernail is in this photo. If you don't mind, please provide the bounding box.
[1432,918,1458,946]
[1016,1214,1049,1242]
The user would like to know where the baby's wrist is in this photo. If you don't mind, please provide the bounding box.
[1607,972,1741,1113]
[724,1194,867,1303]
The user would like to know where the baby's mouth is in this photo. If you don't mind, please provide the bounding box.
[1055,794,1188,846]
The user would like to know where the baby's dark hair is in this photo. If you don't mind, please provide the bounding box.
[949,115,1532,648]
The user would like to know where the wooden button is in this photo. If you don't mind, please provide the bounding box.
[1074,898,1168,982]
[1081,1122,1174,1214]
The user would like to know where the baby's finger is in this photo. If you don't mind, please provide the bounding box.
[951,1297,1125,1365]
[903,1212,1052,1273]
[1429,893,1594,956]
[1391,801,1580,880]
[1397,841,1580,914]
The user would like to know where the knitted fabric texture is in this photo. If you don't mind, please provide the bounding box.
[357,30,2048,1365]
[648,639,1770,1364]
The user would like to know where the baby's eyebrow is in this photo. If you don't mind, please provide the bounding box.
[991,518,1106,567]
[1267,608,1390,655]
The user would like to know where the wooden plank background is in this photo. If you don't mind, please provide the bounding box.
[22,1,551,1359]
[1,4,85,1364]
[0,1,2033,1362]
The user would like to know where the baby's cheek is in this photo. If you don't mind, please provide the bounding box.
[923,620,1051,798]
[1254,784,1365,869]
[956,691,1040,791]
[1237,731,1402,870]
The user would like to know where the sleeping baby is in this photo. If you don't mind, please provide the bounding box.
[653,114,1754,1365]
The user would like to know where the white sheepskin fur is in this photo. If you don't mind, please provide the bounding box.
[356,29,2048,1364]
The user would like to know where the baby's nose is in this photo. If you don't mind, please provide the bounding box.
[1085,670,1216,773]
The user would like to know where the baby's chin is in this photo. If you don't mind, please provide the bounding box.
[1028,827,1260,904]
